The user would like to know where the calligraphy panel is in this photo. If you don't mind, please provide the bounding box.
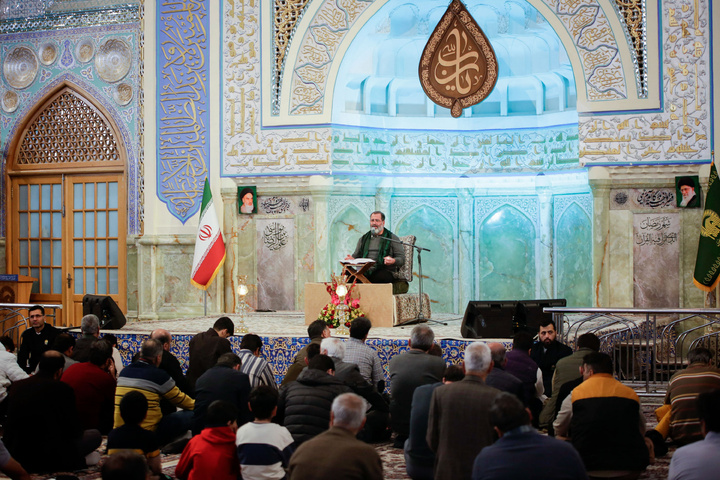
[610,188,677,210]
[633,213,679,307]
[156,0,209,223]
[578,0,710,164]
[257,218,296,311]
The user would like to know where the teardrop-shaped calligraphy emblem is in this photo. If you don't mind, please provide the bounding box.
[419,0,498,117]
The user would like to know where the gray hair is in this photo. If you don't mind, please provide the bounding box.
[331,393,367,430]
[81,314,100,335]
[321,337,345,359]
[140,338,163,360]
[410,325,435,351]
[465,342,492,374]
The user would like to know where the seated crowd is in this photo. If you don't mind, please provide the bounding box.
[1,307,718,480]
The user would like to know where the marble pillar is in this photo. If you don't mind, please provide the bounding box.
[310,176,333,283]
[457,188,474,310]
[537,186,554,298]
[633,213,679,307]
[257,218,295,311]
[590,171,611,307]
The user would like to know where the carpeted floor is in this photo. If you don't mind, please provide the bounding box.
[0,399,674,479]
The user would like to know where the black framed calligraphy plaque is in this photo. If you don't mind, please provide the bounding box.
[419,0,498,117]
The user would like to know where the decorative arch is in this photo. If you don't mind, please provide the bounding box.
[328,202,373,277]
[265,0,655,126]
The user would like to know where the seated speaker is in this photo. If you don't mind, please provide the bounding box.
[82,294,126,330]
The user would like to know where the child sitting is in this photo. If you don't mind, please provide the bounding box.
[236,385,295,480]
[107,391,162,477]
[176,400,240,480]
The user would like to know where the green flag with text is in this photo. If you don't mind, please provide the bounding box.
[694,161,720,291]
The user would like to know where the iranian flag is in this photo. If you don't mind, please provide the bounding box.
[191,180,226,290]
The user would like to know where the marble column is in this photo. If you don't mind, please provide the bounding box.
[136,237,158,321]
[536,182,554,299]
[589,168,611,307]
[457,187,474,310]
[309,176,333,282]
[222,188,238,313]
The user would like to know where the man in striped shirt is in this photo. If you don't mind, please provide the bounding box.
[648,346,720,451]
[237,334,278,390]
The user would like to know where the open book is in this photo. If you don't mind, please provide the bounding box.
[341,258,375,266]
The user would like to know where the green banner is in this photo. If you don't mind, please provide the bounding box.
[694,162,720,291]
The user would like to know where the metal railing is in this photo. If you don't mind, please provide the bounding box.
[545,307,720,397]
[0,303,62,348]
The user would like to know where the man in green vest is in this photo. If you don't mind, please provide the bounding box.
[346,211,405,283]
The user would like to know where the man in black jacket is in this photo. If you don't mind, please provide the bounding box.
[17,305,59,373]
[192,352,252,433]
[276,354,351,445]
[186,317,234,390]
[530,319,572,396]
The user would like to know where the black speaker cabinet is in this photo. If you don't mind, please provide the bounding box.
[460,299,566,338]
[82,294,126,330]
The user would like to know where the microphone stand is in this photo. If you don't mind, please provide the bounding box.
[376,235,446,327]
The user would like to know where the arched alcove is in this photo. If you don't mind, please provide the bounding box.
[555,202,592,306]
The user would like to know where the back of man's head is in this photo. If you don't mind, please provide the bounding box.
[428,343,443,357]
[101,451,149,480]
[205,400,238,428]
[443,364,465,383]
[488,342,507,367]
[331,393,367,431]
[512,331,534,352]
[583,352,613,375]
[150,329,171,346]
[213,317,235,336]
[0,335,15,353]
[489,392,531,434]
[308,354,335,372]
[321,337,345,359]
[306,342,321,362]
[81,314,100,335]
[216,352,242,368]
[307,320,327,340]
[140,338,163,361]
[51,332,76,355]
[349,317,371,340]
[240,333,263,352]
[688,347,713,365]
[577,333,600,351]
[89,339,113,367]
[410,325,434,351]
[249,385,279,421]
[697,389,720,434]
[464,342,491,374]
[37,350,65,377]
[120,390,149,425]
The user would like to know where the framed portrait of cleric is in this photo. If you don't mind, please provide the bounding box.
[675,176,701,208]
[238,186,257,214]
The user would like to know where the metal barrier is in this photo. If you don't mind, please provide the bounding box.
[0,303,62,348]
[544,307,720,397]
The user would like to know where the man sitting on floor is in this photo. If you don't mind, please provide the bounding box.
[389,325,446,448]
[73,313,101,362]
[646,346,720,455]
[344,317,385,392]
[554,352,648,479]
[530,319,572,398]
[668,388,720,480]
[115,338,195,447]
[287,392,383,480]
[505,331,544,423]
[484,342,524,404]
[17,305,59,373]
[282,320,330,386]
[276,354,352,445]
[5,351,102,473]
[186,317,235,390]
[472,392,588,480]
[62,338,117,433]
[237,333,278,389]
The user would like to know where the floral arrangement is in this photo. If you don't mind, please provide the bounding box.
[317,274,365,328]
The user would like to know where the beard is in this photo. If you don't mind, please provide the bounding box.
[371,226,380,235]
[680,193,694,207]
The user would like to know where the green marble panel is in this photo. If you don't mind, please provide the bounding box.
[396,206,454,313]
[478,207,535,300]
[330,207,368,278]
[556,203,592,307]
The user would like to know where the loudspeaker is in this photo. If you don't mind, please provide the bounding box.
[460,299,566,339]
[82,295,126,330]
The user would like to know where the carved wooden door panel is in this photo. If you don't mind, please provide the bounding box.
[6,84,127,327]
